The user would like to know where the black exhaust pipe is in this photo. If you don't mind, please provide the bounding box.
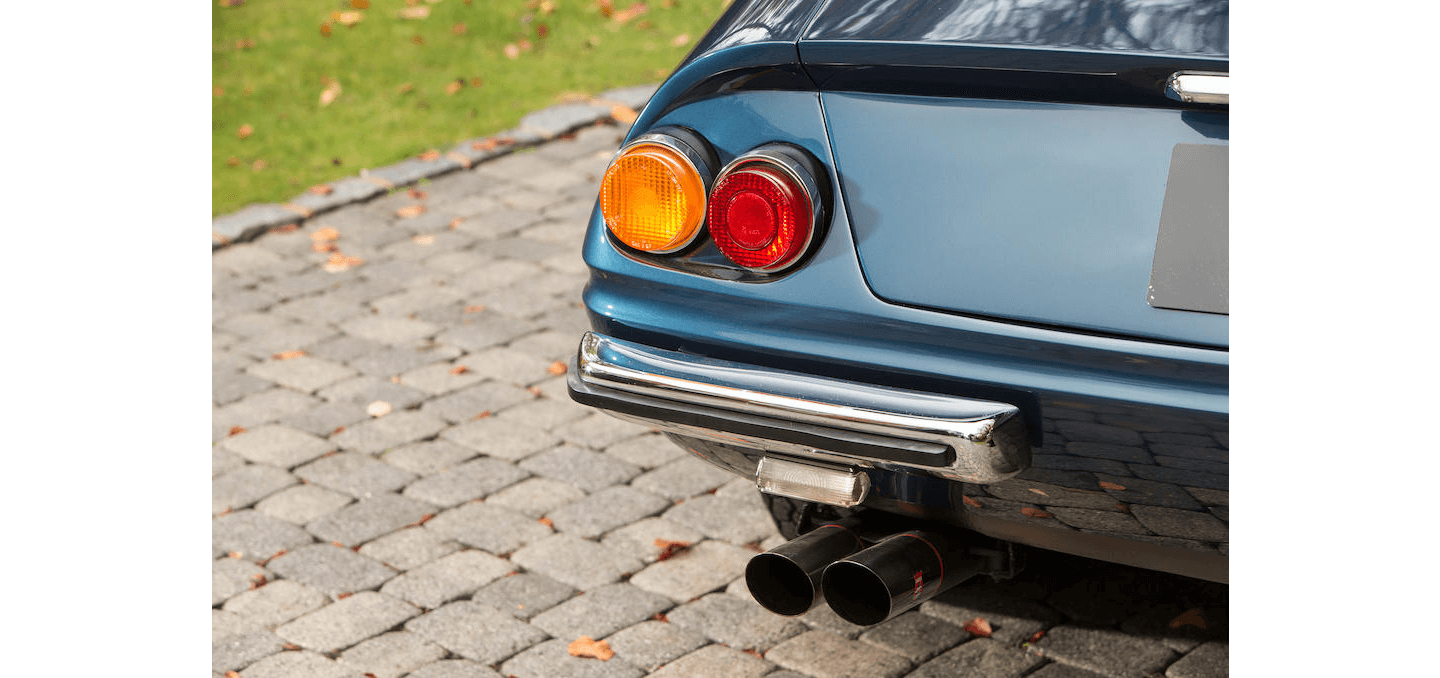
[821,530,987,626]
[746,520,866,616]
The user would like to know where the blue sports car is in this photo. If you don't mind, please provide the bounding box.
[569,0,1227,625]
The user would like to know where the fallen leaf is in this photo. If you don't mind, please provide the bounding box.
[743,648,763,659]
[504,43,520,59]
[652,612,668,622]
[249,573,268,589]
[272,224,300,234]
[1020,507,1053,519]
[670,32,689,47]
[413,235,436,245]
[272,350,306,361]
[470,77,483,88]
[214,87,224,96]
[962,495,983,509]
[547,361,568,375]
[398,82,415,94]
[519,39,533,51]
[527,386,543,396]
[312,241,337,253]
[452,22,466,35]
[237,124,254,139]
[1028,630,1046,644]
[366,401,392,417]
[332,426,346,434]
[464,305,485,312]
[610,105,638,124]
[400,6,430,18]
[538,517,554,528]
[332,541,345,548]
[1098,481,1127,491]
[323,252,364,273]
[962,617,993,637]
[654,538,690,561]
[320,22,332,37]
[308,184,334,195]
[471,410,492,420]
[282,643,301,651]
[350,0,370,7]
[1168,608,1207,630]
[597,0,614,18]
[310,226,340,241]
[1028,488,1049,497]
[473,138,500,151]
[332,10,363,26]
[407,513,436,528]
[227,551,243,559]
[228,426,246,437]
[227,157,240,167]
[540,0,557,13]
[537,23,549,38]
[449,365,470,375]
[319,81,342,107]
[419,149,441,161]
[234,39,256,49]
[337,592,354,599]
[412,35,426,45]
[408,187,429,199]
[449,218,464,229]
[612,2,647,23]
[396,204,427,218]
[252,159,267,171]
[225,672,241,678]
[219,0,244,7]
[635,19,653,29]
[567,636,614,661]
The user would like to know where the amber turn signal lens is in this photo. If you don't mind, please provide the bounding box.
[599,142,708,253]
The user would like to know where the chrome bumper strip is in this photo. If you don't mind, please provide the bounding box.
[572,332,1030,484]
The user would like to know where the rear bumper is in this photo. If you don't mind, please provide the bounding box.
[569,332,1032,486]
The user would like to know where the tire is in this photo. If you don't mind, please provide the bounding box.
[760,493,858,540]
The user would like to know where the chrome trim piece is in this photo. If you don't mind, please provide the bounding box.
[711,144,826,273]
[601,127,718,254]
[575,332,1030,484]
[1165,71,1228,105]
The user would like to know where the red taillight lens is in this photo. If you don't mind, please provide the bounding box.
[708,163,813,272]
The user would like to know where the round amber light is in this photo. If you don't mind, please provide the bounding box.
[599,142,707,253]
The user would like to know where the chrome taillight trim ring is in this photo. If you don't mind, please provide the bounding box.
[711,143,826,273]
[601,127,719,255]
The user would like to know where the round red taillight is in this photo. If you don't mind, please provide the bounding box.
[708,162,814,272]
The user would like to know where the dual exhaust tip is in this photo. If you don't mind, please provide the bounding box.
[746,518,988,626]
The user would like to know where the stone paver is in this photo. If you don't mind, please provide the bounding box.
[213,105,1226,678]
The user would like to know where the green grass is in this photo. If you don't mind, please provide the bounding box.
[213,0,727,216]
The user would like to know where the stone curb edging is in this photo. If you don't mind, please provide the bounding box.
[212,83,658,250]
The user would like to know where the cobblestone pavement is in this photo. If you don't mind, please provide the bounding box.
[213,121,1229,678]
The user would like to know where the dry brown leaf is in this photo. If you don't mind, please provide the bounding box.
[504,43,520,59]
[1098,481,1127,491]
[448,218,464,229]
[214,87,224,96]
[332,426,346,434]
[537,516,555,528]
[396,204,427,218]
[228,426,247,437]
[272,350,306,361]
[413,235,436,245]
[654,539,690,561]
[418,149,441,161]
[350,0,370,7]
[1028,488,1049,496]
[319,82,342,107]
[400,6,430,18]
[412,35,426,45]
[272,224,300,234]
[407,513,436,528]
[470,77,483,88]
[473,138,499,151]
[612,2,647,23]
[366,401,392,417]
[441,79,463,95]
[464,305,485,312]
[320,22,332,37]
[1020,507,1053,519]
[1168,608,1207,630]
[227,156,240,167]
[537,23,550,38]
[610,105,638,125]
[252,159,267,171]
[312,241,337,253]
[337,591,353,599]
[567,636,614,661]
[962,495,983,509]
[519,39,533,51]
[219,0,244,7]
[408,187,429,199]
[540,0,557,13]
[743,649,763,660]
[310,226,340,241]
[398,82,415,94]
[227,551,243,559]
[323,252,364,273]
[670,33,690,47]
[332,10,363,26]
[652,612,668,622]
[962,617,993,637]
[237,124,254,139]
[1027,630,1046,644]
[308,184,335,195]
[249,573,268,589]
[235,39,256,49]
[471,410,492,420]
[225,672,241,678]
[547,361,568,375]
[449,365,471,375]
[452,22,467,35]
[527,386,544,396]
[596,0,614,18]
[282,643,301,651]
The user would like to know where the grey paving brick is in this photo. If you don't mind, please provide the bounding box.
[450,259,545,292]
[605,434,684,469]
[531,583,672,640]
[280,400,373,437]
[714,478,767,508]
[1033,626,1179,678]
[405,601,548,665]
[246,355,357,393]
[496,396,591,431]
[766,629,913,678]
[213,241,290,272]
[296,452,417,499]
[358,526,462,571]
[1049,506,1150,534]
[270,294,369,326]
[631,457,735,501]
[449,346,550,386]
[486,477,588,518]
[662,494,778,546]
[224,579,330,628]
[370,285,468,317]
[599,518,707,564]
[920,585,1062,646]
[628,540,753,603]
[232,323,341,360]
[331,411,448,454]
[215,447,248,477]
[498,638,644,678]
[318,376,429,408]
[349,343,464,378]
[471,572,578,620]
[434,315,542,355]
[649,644,773,678]
[214,557,271,606]
[380,549,516,609]
[505,327,581,362]
[340,315,441,345]
[214,464,298,514]
[222,424,334,469]
[380,439,479,475]
[1129,505,1228,541]
[402,457,530,507]
[1057,421,1144,446]
[214,510,315,562]
[216,389,323,434]
[1029,664,1111,678]
[907,638,1044,678]
[337,631,447,678]
[990,481,1128,510]
[1128,464,1227,492]
[442,417,558,460]
[214,629,285,673]
[520,445,641,492]
[421,381,534,424]
[238,649,360,678]
[511,534,644,590]
[1165,641,1227,678]
[277,592,419,653]
[215,607,262,640]
[666,592,807,652]
[218,311,296,339]
[405,659,504,678]
[425,501,553,554]
[306,492,435,547]
[309,334,389,363]
[255,484,354,525]
[267,544,397,596]
[216,371,274,405]
[1066,442,1154,465]
[399,360,489,395]
[547,486,669,538]
[859,611,968,664]
[797,604,869,640]
[606,621,709,673]
[553,413,650,451]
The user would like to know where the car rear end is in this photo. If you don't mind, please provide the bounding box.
[568,0,1227,621]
